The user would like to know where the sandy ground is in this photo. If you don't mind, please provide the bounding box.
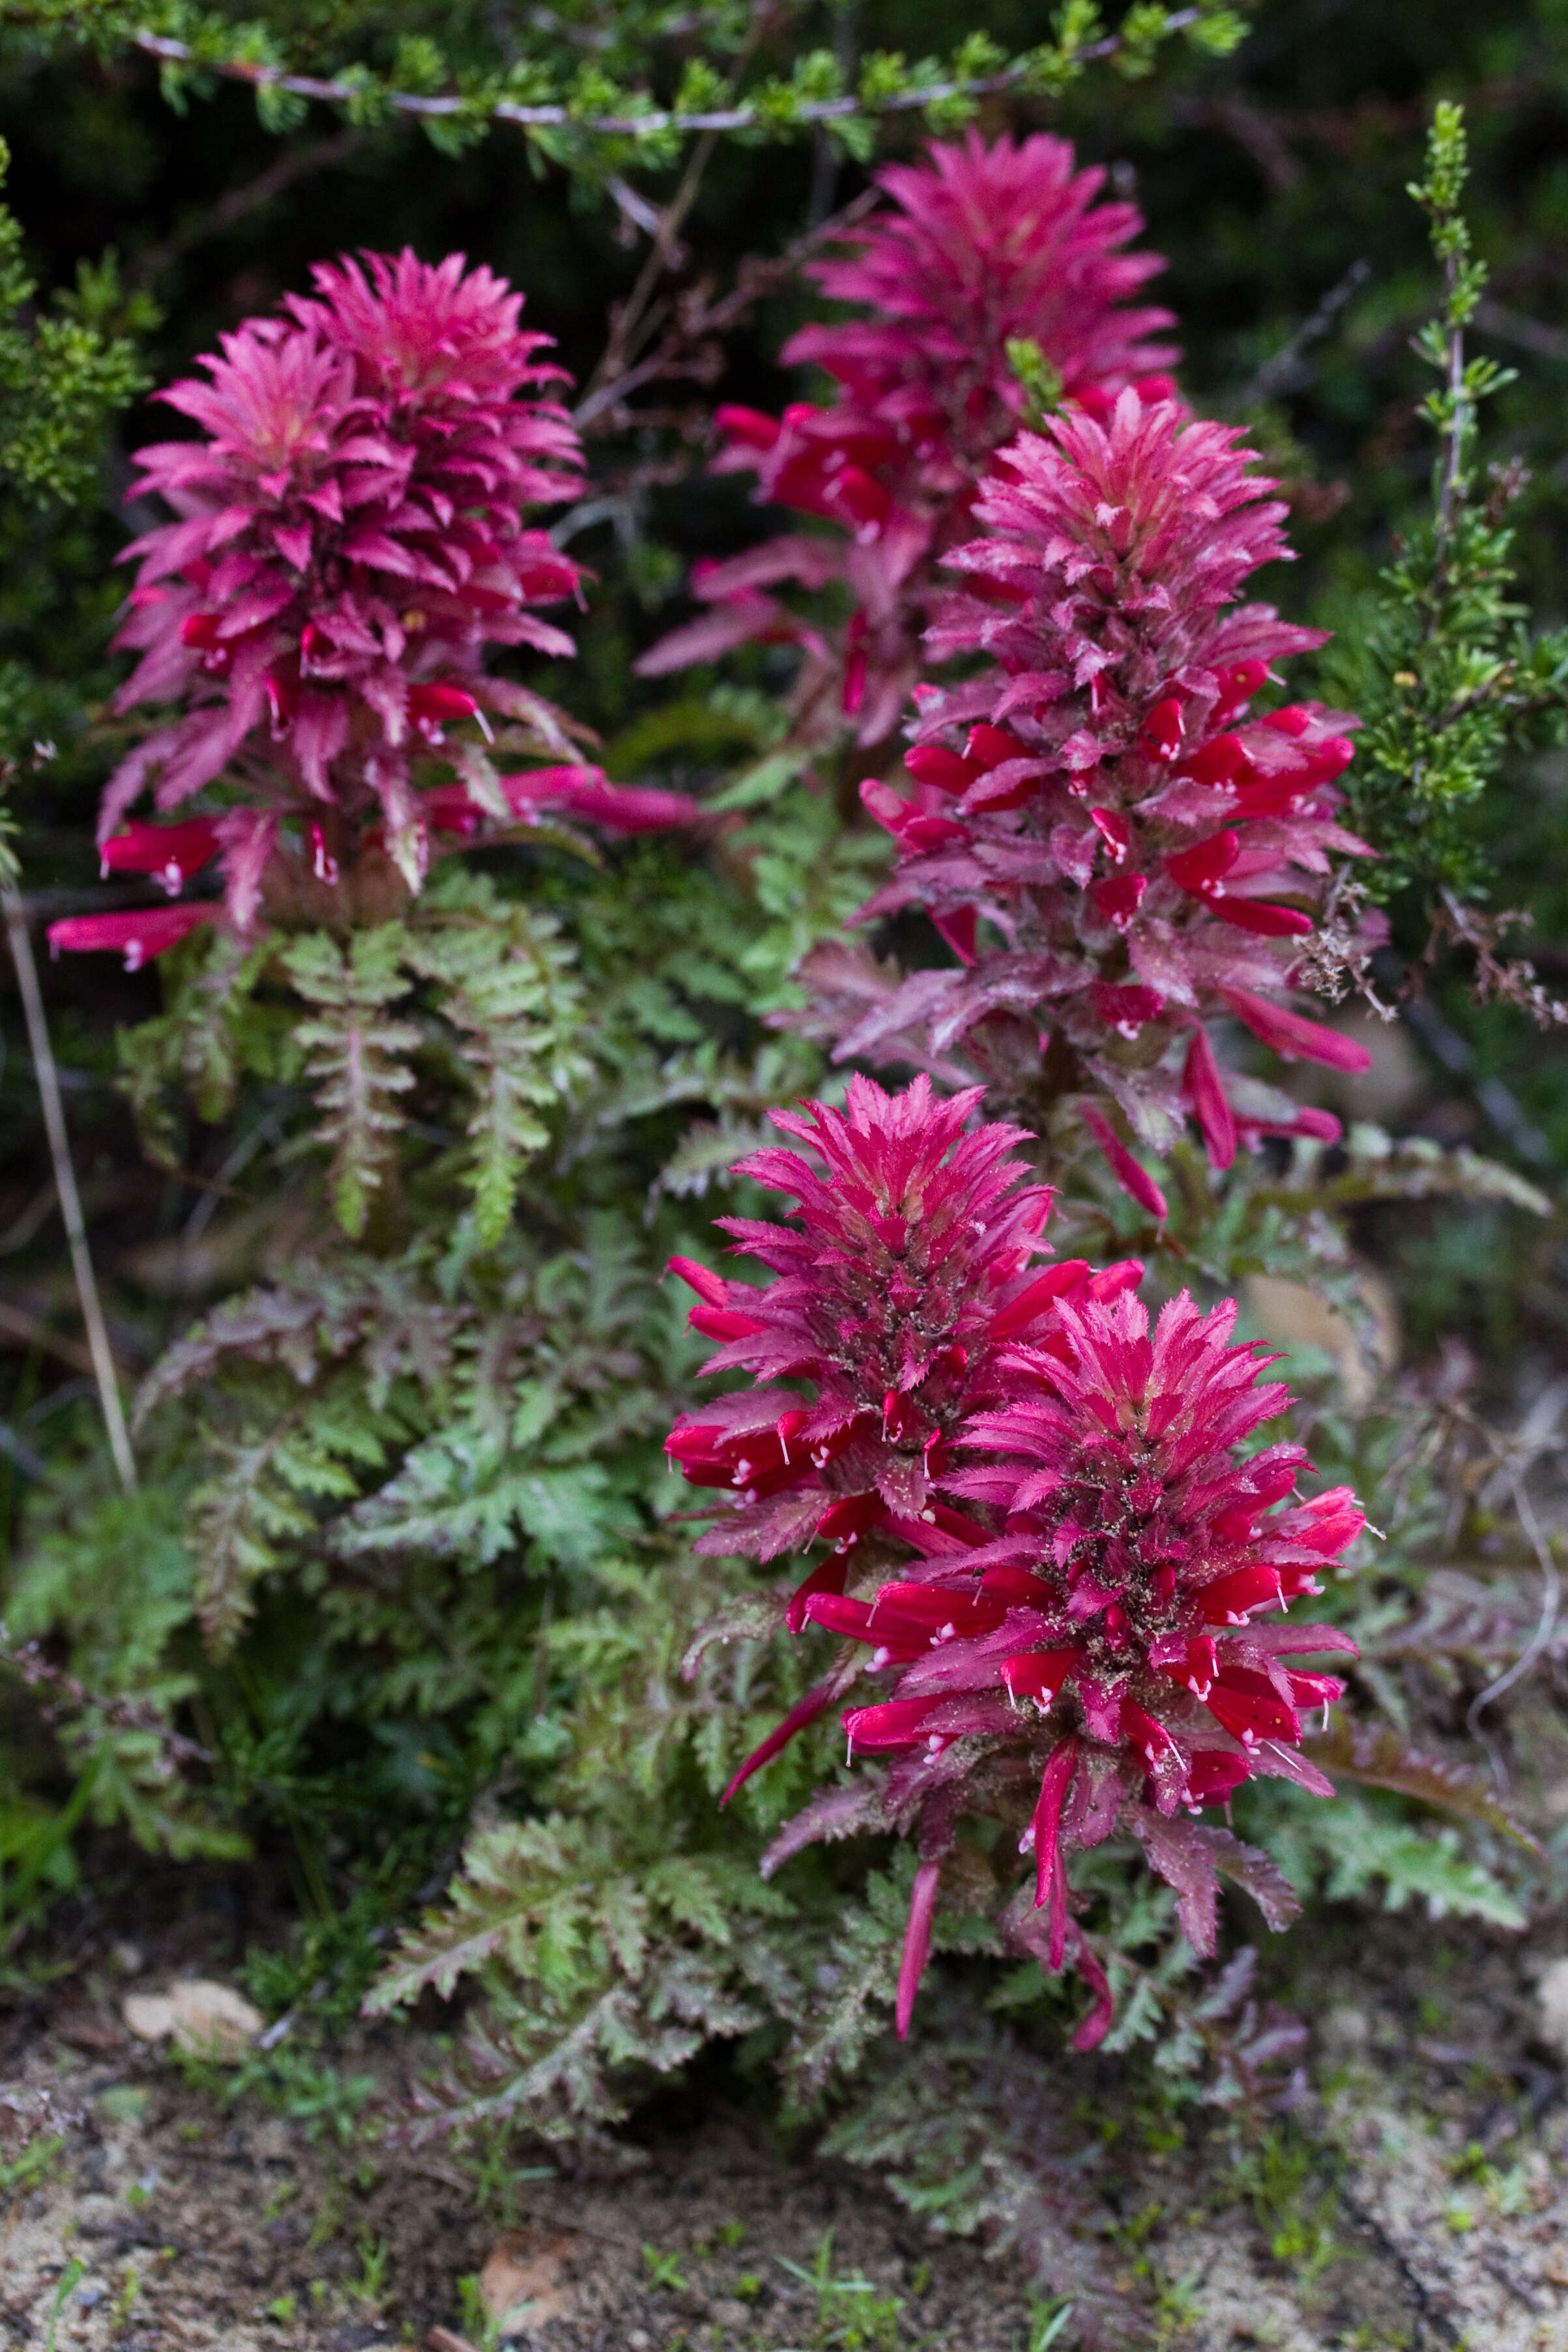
[2,1910,1568,2352]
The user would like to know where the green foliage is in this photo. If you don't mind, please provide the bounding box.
[117,929,291,1168]
[402,873,589,1248]
[774,2230,905,2351]
[278,925,422,1238]
[1,0,1249,175]
[349,1524,854,2153]
[1328,103,1568,903]
[1232,2124,1344,2296]
[0,136,147,507]
[820,1996,1148,2342]
[1244,1782,1528,1929]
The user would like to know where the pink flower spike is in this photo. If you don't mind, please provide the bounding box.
[831,386,1374,1166]
[641,131,1176,740]
[708,1243,1370,2033]
[1080,1104,1169,1220]
[664,1075,1076,1575]
[48,903,214,971]
[101,246,586,923]
[895,1858,942,2039]
[1221,987,1374,1073]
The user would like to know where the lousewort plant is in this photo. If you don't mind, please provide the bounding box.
[669,1077,1363,2039]
[805,392,1380,1204]
[51,248,697,968]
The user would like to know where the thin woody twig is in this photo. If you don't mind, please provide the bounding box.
[0,1621,210,1771]
[583,130,719,409]
[573,184,880,434]
[119,12,1210,143]
[1,890,136,1494]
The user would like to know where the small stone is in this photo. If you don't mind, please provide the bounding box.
[1537,1955,1568,2062]
[122,1979,265,2061]
[1318,2003,1372,2059]
[123,1994,177,2044]
[478,2235,575,2337]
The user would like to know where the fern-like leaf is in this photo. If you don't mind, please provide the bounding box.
[1303,1711,1541,1851]
[117,930,285,1169]
[278,925,420,1236]
[822,1993,1146,2350]
[407,874,590,1247]
[188,1381,392,1655]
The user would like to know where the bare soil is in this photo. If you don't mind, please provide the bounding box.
[1,1906,1567,2352]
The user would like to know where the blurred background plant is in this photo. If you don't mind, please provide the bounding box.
[3,0,1568,2334]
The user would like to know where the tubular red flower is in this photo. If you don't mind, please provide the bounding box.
[99,817,222,893]
[48,903,214,971]
[504,767,704,835]
[638,133,1176,746]
[896,1857,943,2039]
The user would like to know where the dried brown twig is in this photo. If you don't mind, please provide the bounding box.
[1410,891,1568,1029]
[0,1623,211,1776]
[573,185,880,439]
[1291,864,1397,1019]
[2,886,137,1493]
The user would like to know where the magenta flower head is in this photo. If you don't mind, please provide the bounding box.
[842,391,1376,1195]
[637,134,1176,746]
[51,250,701,970]
[103,252,583,897]
[828,1287,1361,2020]
[785,130,1176,470]
[666,1073,1143,1629]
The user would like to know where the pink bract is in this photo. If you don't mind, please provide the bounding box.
[108,252,587,899]
[637,134,1176,747]
[811,392,1374,1187]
